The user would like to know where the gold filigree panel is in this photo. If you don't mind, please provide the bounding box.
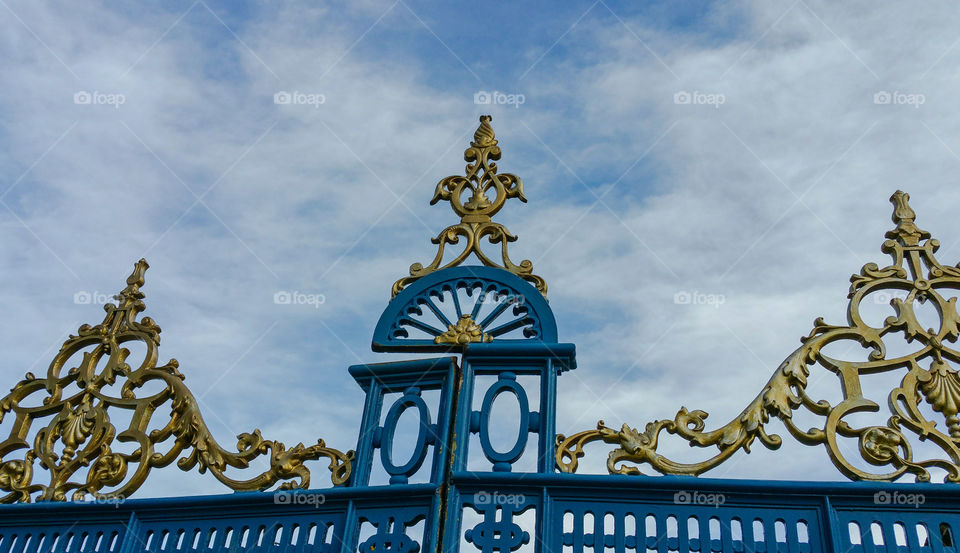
[0,260,352,502]
[391,116,547,298]
[557,191,960,483]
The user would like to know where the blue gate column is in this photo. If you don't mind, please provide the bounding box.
[447,342,575,553]
[453,342,575,475]
[348,357,458,486]
[345,357,459,553]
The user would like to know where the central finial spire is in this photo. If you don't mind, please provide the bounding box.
[473,114,496,146]
[391,116,546,298]
[886,190,931,247]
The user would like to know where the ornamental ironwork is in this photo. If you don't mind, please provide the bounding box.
[435,315,492,345]
[372,266,558,352]
[0,259,352,503]
[391,115,547,298]
[557,190,960,483]
[4,117,960,553]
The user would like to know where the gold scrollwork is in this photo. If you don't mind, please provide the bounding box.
[391,116,547,298]
[0,259,353,503]
[557,191,960,483]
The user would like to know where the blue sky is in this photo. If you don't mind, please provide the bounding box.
[3,0,960,497]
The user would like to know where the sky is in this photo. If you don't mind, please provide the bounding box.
[2,0,960,499]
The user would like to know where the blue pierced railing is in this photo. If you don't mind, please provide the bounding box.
[1,476,959,552]
[2,265,960,553]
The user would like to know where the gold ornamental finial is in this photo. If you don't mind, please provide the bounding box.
[473,115,496,146]
[391,115,546,297]
[886,190,931,247]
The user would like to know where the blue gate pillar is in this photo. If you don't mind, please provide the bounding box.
[446,342,575,553]
[346,357,459,553]
[348,357,458,486]
[365,264,570,553]
[452,342,576,474]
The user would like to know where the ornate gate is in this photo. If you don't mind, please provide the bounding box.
[1,117,960,552]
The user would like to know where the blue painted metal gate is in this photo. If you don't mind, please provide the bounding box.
[1,266,959,553]
[2,118,960,552]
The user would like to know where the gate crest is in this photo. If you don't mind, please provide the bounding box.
[391,115,547,298]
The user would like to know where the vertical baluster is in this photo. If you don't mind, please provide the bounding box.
[720,518,734,553]
[594,512,604,553]
[863,520,881,553]
[783,518,799,553]
[615,513,625,553]
[903,520,923,553]
[928,521,946,553]
[697,516,709,553]
[656,515,668,553]
[211,526,229,553]
[853,517,871,553]
[8,533,26,553]
[762,518,777,553]
[880,520,900,553]
[676,515,688,553]
[573,510,584,553]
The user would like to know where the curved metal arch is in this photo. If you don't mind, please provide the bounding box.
[373,266,558,353]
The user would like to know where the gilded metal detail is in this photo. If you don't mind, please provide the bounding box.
[434,314,493,345]
[391,115,547,297]
[0,259,353,503]
[557,191,960,482]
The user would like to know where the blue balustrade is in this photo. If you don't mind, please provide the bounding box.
[4,476,955,552]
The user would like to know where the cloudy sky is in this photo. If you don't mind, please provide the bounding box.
[2,0,960,498]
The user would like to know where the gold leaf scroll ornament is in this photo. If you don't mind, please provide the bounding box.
[557,191,960,483]
[0,259,353,503]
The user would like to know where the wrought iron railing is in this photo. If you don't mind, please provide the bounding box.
[2,116,960,553]
[1,476,958,552]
